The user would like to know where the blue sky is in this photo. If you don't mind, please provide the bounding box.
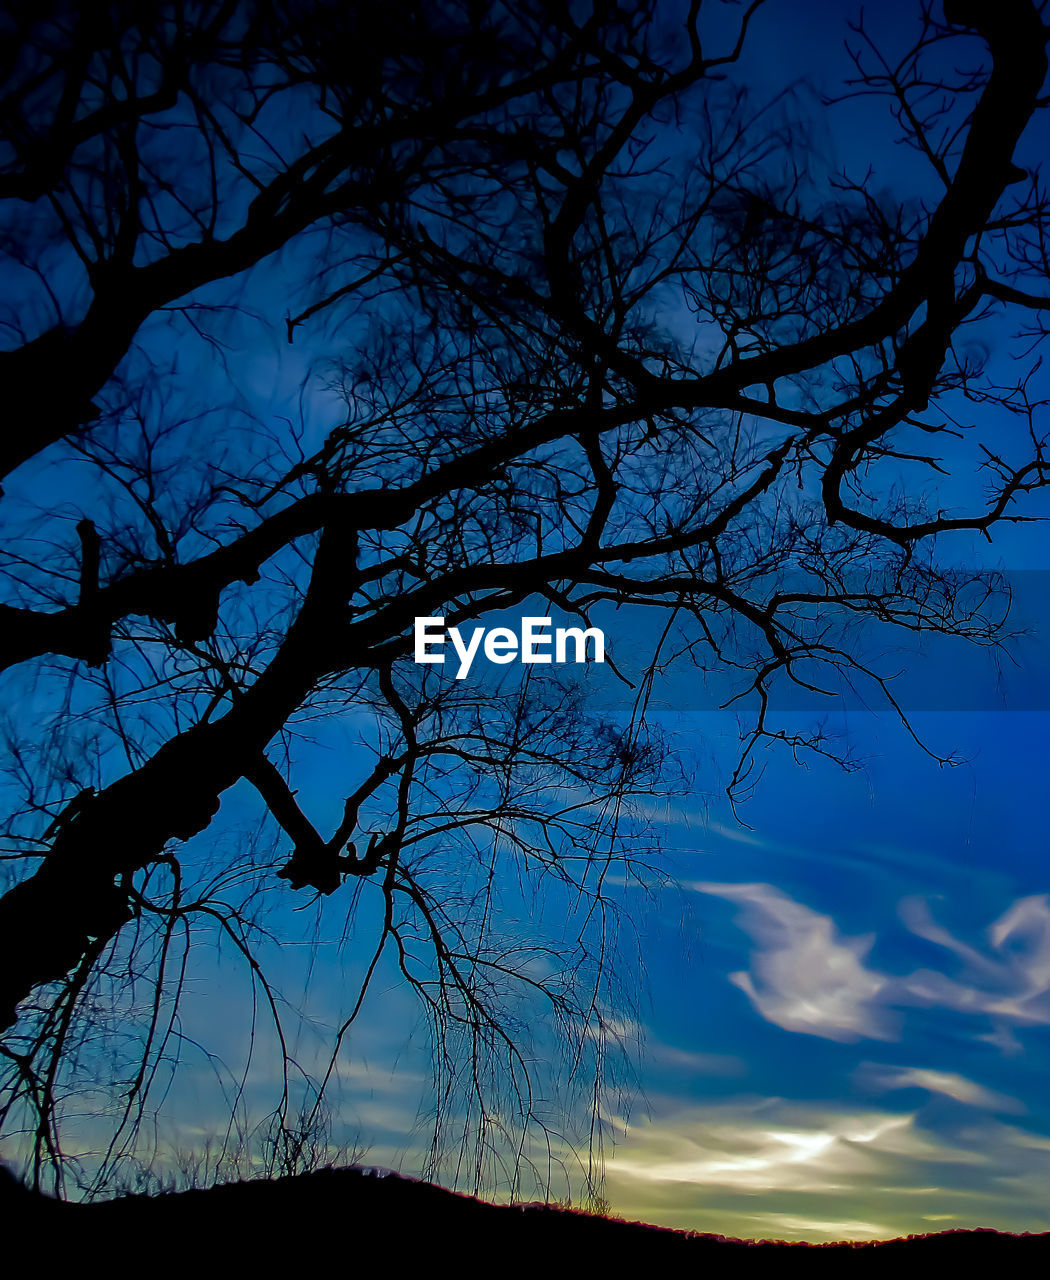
[129,699,1050,1241]
[592,707,1050,1239]
[178,0,1050,1242]
[148,709,1050,1242]
[284,699,1048,1241]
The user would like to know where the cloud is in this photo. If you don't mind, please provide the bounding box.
[692,881,1050,1050]
[646,1043,748,1077]
[608,1100,957,1196]
[582,1014,643,1045]
[855,1063,1024,1114]
[690,882,894,1042]
[604,1097,1050,1242]
[898,894,1050,1028]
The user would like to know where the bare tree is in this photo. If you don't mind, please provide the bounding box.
[0,0,1048,1195]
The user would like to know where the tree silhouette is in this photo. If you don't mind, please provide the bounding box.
[0,0,1048,1194]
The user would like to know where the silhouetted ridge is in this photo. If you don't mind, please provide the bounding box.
[3,1165,1047,1266]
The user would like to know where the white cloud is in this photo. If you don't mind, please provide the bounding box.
[604,1097,1050,1242]
[855,1063,1024,1114]
[755,1213,893,1241]
[690,881,894,1042]
[608,1101,948,1196]
[646,1043,747,1077]
[691,881,1050,1049]
[898,894,1050,1028]
[582,1014,643,1045]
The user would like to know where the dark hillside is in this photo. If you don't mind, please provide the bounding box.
[2,1165,1046,1268]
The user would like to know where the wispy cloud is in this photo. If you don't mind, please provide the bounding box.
[689,882,893,1042]
[854,1063,1024,1114]
[897,894,1050,1030]
[646,1043,748,1077]
[691,881,1050,1049]
[605,1097,1050,1241]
